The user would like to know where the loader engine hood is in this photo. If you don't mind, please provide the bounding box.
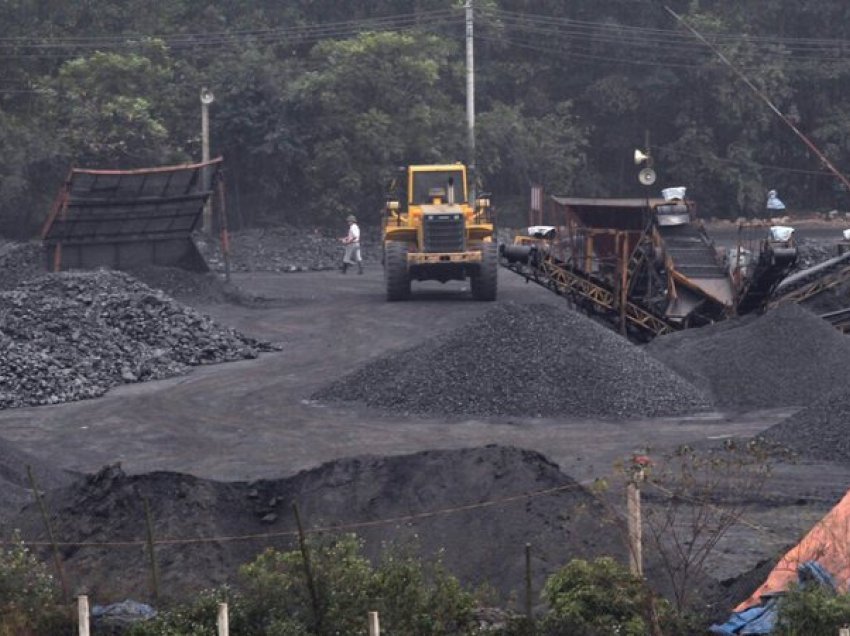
[420,204,465,215]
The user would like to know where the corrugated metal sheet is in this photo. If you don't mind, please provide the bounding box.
[41,158,223,272]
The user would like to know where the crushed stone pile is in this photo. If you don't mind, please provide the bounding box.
[0,241,47,290]
[195,225,380,273]
[313,303,712,418]
[647,303,850,409]
[0,270,278,409]
[760,388,850,463]
[13,445,672,604]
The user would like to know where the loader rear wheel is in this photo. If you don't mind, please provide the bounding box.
[385,241,411,301]
[471,242,498,301]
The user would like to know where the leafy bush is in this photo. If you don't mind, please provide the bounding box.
[0,533,68,636]
[538,557,664,636]
[775,584,850,635]
[129,534,481,635]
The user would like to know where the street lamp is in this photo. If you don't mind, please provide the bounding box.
[200,87,214,232]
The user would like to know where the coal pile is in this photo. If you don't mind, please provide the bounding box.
[0,270,278,409]
[760,388,850,463]
[195,225,380,273]
[647,303,850,409]
[11,446,646,603]
[794,237,837,270]
[127,265,267,306]
[0,434,75,522]
[0,241,47,290]
[313,303,712,418]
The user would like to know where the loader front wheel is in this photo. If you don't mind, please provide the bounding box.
[471,242,498,301]
[385,241,411,301]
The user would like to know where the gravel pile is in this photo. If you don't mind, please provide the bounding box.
[313,303,712,418]
[760,388,850,462]
[647,303,850,409]
[0,270,278,409]
[195,226,381,273]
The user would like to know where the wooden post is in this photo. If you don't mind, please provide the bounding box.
[217,177,231,283]
[27,465,69,604]
[627,468,645,577]
[619,232,628,335]
[217,602,229,636]
[293,503,322,633]
[524,543,533,623]
[368,610,380,636]
[142,497,160,602]
[77,595,90,636]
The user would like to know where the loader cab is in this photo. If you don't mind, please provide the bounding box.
[410,166,468,206]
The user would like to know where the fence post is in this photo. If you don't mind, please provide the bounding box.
[627,457,650,577]
[368,610,380,636]
[27,464,69,604]
[293,503,322,633]
[524,543,533,623]
[217,602,229,636]
[77,595,90,636]
[142,497,160,602]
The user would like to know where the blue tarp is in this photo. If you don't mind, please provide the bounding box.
[709,561,836,635]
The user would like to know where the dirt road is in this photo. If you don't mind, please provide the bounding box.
[0,267,845,585]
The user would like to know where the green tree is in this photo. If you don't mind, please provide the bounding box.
[50,41,186,167]
[294,31,466,224]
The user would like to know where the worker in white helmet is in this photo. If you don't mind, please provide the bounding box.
[340,214,363,274]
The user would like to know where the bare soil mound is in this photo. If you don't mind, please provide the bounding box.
[313,303,712,418]
[760,388,850,462]
[12,446,637,604]
[646,303,850,409]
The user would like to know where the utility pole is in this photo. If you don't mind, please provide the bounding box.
[200,87,214,232]
[465,0,476,200]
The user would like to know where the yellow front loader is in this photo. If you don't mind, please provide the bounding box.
[381,163,497,301]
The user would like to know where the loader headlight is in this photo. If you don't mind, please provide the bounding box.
[386,200,400,211]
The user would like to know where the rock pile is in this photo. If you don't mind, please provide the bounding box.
[195,226,380,273]
[760,388,850,463]
[313,303,712,418]
[647,303,850,409]
[0,270,278,409]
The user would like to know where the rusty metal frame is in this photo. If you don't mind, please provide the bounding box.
[42,158,225,273]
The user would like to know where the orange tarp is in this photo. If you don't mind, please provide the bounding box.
[736,488,850,611]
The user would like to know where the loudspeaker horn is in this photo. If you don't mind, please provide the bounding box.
[634,149,650,165]
[638,167,657,186]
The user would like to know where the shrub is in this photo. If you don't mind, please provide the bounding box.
[775,584,850,635]
[538,557,662,636]
[0,533,68,636]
